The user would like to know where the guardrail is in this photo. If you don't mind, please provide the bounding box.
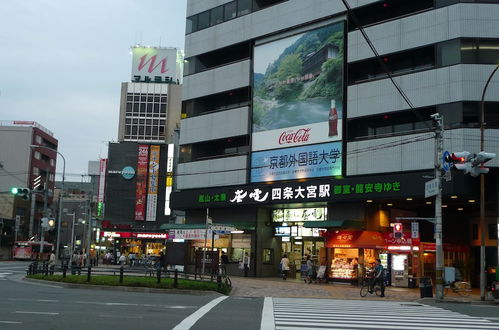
[26,261,231,289]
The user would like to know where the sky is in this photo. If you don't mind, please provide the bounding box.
[0,0,187,181]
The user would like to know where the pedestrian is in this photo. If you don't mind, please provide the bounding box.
[305,255,314,284]
[119,253,126,266]
[373,258,385,297]
[129,252,135,267]
[280,254,290,280]
[243,252,250,277]
[48,251,56,275]
[220,251,229,275]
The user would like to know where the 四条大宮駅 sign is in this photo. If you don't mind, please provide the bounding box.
[170,173,428,210]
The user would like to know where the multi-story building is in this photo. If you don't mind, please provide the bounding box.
[171,0,499,282]
[0,121,58,257]
[102,46,183,257]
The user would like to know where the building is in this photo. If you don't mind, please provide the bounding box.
[0,120,58,258]
[101,46,183,258]
[171,0,499,282]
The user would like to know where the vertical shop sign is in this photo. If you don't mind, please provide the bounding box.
[97,158,107,203]
[146,145,160,221]
[134,145,149,221]
[164,144,174,215]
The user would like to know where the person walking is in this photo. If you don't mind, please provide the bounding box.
[373,258,386,297]
[280,254,290,280]
[220,251,229,275]
[305,255,314,284]
[48,251,56,275]
[242,252,250,277]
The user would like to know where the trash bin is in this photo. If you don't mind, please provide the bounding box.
[419,277,433,298]
[408,277,417,288]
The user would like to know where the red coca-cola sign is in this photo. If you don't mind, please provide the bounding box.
[278,128,311,145]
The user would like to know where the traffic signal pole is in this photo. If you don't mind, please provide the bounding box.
[432,113,445,300]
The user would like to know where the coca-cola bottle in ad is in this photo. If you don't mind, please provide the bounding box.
[328,99,338,137]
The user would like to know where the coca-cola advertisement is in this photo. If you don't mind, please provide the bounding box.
[252,22,344,152]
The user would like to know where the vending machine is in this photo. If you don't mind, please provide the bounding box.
[391,254,408,287]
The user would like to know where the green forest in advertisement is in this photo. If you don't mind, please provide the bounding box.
[253,22,344,132]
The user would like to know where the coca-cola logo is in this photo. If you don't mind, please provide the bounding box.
[278,128,311,145]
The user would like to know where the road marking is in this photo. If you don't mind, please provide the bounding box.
[485,317,499,320]
[99,315,144,319]
[14,311,59,315]
[0,321,22,324]
[261,297,275,330]
[172,296,228,330]
[8,298,58,303]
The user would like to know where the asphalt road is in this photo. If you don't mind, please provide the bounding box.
[1,261,498,330]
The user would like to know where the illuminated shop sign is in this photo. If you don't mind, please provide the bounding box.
[272,208,327,222]
[131,47,180,84]
[274,227,291,236]
[101,231,168,239]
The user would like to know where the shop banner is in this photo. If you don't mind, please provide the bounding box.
[134,145,149,221]
[170,229,211,240]
[324,230,385,248]
[146,145,160,222]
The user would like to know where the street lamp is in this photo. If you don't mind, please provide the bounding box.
[30,144,66,263]
[479,64,499,301]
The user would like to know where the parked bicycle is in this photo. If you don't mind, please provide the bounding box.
[360,275,383,297]
[445,281,472,297]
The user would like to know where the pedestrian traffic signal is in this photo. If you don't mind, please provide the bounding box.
[47,218,56,230]
[393,223,403,239]
[41,217,49,229]
[10,187,30,200]
[468,152,496,177]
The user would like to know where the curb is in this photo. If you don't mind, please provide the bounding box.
[417,297,499,305]
[23,277,224,296]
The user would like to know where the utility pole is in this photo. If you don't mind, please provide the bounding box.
[39,170,50,257]
[85,194,92,267]
[29,192,35,237]
[432,113,445,300]
[201,208,211,274]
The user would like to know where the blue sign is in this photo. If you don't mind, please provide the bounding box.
[121,166,136,180]
[442,151,450,172]
[251,142,342,183]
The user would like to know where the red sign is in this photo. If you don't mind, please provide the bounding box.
[100,231,168,239]
[278,128,311,145]
[421,242,469,253]
[324,230,385,248]
[134,145,149,221]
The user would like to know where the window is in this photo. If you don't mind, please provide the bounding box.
[197,10,210,30]
[238,0,252,16]
[472,224,478,240]
[49,174,54,182]
[224,1,237,21]
[210,6,224,26]
[186,16,197,34]
[34,151,41,160]
[33,167,40,176]
[35,135,42,144]
[489,224,498,240]
[263,248,274,264]
[50,159,55,167]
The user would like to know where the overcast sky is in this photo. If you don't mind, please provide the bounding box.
[0,0,187,181]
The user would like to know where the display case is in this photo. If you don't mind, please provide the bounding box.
[330,257,357,280]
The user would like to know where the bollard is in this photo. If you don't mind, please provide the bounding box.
[119,266,124,283]
[44,262,49,276]
[87,266,91,282]
[157,268,161,284]
[217,274,222,289]
[33,261,38,275]
[174,269,178,288]
[63,264,67,278]
[28,263,32,275]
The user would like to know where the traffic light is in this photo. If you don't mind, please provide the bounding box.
[445,151,471,164]
[469,152,496,177]
[47,218,56,230]
[393,223,403,239]
[10,187,30,200]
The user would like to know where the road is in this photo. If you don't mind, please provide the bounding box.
[1,261,498,330]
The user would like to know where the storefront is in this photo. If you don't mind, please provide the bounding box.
[421,242,470,282]
[272,207,327,277]
[323,230,385,283]
[100,231,168,257]
[384,232,420,287]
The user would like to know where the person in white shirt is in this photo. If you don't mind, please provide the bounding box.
[280,254,290,280]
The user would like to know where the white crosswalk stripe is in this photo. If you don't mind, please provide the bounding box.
[272,298,499,330]
[0,272,12,280]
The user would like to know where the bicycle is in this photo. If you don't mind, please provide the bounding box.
[360,276,383,297]
[445,281,472,297]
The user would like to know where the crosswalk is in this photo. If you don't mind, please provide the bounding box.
[271,298,499,330]
[0,272,12,280]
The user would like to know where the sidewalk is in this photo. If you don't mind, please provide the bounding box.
[229,276,488,303]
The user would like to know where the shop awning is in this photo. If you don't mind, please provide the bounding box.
[159,222,255,231]
[303,220,363,229]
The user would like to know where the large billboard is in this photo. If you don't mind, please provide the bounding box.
[252,22,344,182]
[131,47,180,84]
[134,145,149,221]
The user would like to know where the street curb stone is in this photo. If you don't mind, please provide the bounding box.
[23,277,224,296]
